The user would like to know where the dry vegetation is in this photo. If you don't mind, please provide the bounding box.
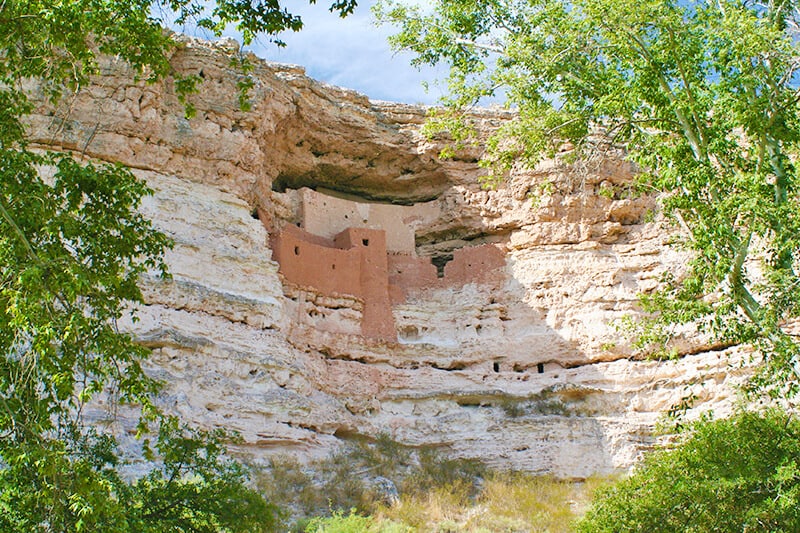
[370,473,606,532]
[253,436,611,532]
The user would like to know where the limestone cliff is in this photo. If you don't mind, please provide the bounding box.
[26,36,750,478]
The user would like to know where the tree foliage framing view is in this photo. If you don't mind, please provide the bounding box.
[376,0,800,398]
[0,1,354,531]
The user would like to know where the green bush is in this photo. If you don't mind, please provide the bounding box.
[304,509,409,533]
[304,509,376,533]
[577,409,800,532]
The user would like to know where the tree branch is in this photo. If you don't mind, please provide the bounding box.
[729,230,761,322]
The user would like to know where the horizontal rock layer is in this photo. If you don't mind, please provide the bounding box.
[28,36,749,478]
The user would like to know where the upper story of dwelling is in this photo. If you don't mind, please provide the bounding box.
[298,187,440,255]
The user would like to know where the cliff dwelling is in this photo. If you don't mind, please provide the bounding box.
[18,36,755,483]
[267,188,507,342]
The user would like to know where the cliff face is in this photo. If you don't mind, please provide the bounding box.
[27,36,750,478]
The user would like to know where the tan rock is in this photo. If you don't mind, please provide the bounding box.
[28,36,753,479]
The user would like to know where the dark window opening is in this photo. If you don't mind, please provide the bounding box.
[431,254,454,279]
[537,363,545,374]
[493,362,500,373]
[331,264,336,270]
[295,222,301,227]
[362,239,369,246]
[294,246,300,256]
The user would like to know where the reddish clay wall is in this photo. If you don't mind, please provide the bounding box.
[388,244,507,302]
[387,255,439,304]
[335,228,395,340]
[271,225,506,341]
[444,244,507,284]
[272,224,396,341]
[272,224,362,298]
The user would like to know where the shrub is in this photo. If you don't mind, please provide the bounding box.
[402,449,486,497]
[304,509,409,533]
[304,509,376,533]
[577,409,800,532]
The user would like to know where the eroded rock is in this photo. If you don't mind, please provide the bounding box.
[27,36,751,478]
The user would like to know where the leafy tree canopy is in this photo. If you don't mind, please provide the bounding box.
[375,0,800,398]
[0,0,355,530]
[577,409,800,532]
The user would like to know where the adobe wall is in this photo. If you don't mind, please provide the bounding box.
[335,228,396,340]
[300,188,439,254]
[387,255,439,304]
[271,208,506,341]
[388,244,507,302]
[443,244,507,285]
[271,224,397,341]
[272,224,362,298]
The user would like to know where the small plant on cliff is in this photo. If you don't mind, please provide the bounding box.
[0,0,358,530]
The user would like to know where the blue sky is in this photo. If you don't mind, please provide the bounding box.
[172,1,446,105]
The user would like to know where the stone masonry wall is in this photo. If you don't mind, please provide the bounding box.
[387,244,507,303]
[271,188,508,342]
[272,224,362,297]
[271,224,395,340]
[271,221,507,341]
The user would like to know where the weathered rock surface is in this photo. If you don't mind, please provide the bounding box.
[28,36,751,478]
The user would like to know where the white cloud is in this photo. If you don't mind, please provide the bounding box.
[170,1,447,104]
[256,2,446,104]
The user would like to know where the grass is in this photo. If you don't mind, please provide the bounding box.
[373,473,608,533]
[252,436,613,532]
